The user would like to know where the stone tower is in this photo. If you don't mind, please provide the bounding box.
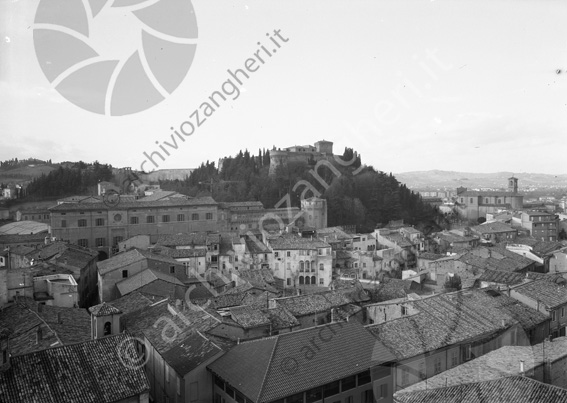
[301,197,328,229]
[508,176,518,193]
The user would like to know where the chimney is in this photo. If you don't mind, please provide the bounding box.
[520,360,525,374]
[36,327,42,344]
[57,312,62,324]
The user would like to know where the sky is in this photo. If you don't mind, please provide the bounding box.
[1,0,567,175]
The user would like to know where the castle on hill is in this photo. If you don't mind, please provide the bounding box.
[268,139,334,176]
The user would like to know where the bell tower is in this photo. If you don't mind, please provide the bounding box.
[508,176,518,193]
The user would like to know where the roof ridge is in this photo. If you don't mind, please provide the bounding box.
[23,302,63,347]
[256,334,280,403]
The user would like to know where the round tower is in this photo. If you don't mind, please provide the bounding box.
[301,197,328,229]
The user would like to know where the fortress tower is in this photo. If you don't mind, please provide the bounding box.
[269,140,334,176]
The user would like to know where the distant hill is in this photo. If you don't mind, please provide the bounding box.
[0,164,57,184]
[394,170,567,190]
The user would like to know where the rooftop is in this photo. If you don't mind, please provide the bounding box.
[0,334,149,403]
[267,234,330,250]
[513,278,567,309]
[49,196,218,211]
[97,248,179,275]
[401,337,567,393]
[395,376,567,403]
[208,321,395,403]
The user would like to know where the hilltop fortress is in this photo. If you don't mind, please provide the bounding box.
[269,139,334,176]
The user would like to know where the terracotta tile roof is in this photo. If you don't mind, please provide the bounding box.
[395,376,567,403]
[436,232,479,244]
[88,302,123,317]
[152,245,207,258]
[115,268,185,297]
[470,221,516,234]
[49,196,218,211]
[367,278,411,302]
[460,190,520,197]
[513,278,567,308]
[380,233,413,248]
[316,226,354,240]
[262,306,300,330]
[106,291,154,315]
[0,333,149,403]
[97,248,179,275]
[156,232,208,247]
[208,321,396,402]
[477,269,527,285]
[0,300,90,356]
[418,252,445,260]
[160,331,222,376]
[367,289,533,360]
[229,305,271,329]
[0,234,47,245]
[531,241,565,256]
[219,201,264,209]
[402,337,567,393]
[267,234,330,250]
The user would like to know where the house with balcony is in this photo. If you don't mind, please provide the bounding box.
[520,211,559,242]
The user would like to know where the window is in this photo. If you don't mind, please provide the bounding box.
[162,215,170,223]
[206,213,213,220]
[401,368,410,385]
[235,392,245,403]
[562,308,566,317]
[165,365,170,382]
[170,266,175,274]
[95,237,105,247]
[287,278,291,286]
[122,270,128,278]
[306,387,322,403]
[464,344,472,360]
[192,213,199,220]
[103,321,112,335]
[61,219,67,228]
[318,249,323,255]
[357,371,371,386]
[287,251,291,257]
[78,239,88,247]
[95,218,104,226]
[177,214,185,222]
[419,361,426,379]
[323,380,340,397]
[319,278,324,285]
[274,252,279,258]
[469,198,473,204]
[78,219,87,227]
[434,357,442,374]
[300,261,304,272]
[341,375,356,391]
[378,384,388,399]
[130,216,139,225]
[552,310,557,321]
[451,350,458,367]
[225,385,235,399]
[401,305,408,316]
[361,390,374,403]
[146,215,155,223]
[345,397,353,403]
[320,263,324,270]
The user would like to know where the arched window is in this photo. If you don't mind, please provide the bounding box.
[312,261,316,272]
[311,276,316,285]
[299,276,304,285]
[306,261,310,270]
[300,261,304,272]
[104,321,112,336]
[305,276,310,285]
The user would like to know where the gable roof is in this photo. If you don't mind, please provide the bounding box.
[97,248,179,275]
[394,376,567,403]
[513,278,567,308]
[88,302,123,317]
[366,289,536,360]
[401,337,567,393]
[0,333,149,403]
[208,321,395,403]
[115,268,185,297]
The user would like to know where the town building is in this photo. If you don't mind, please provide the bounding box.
[455,177,524,221]
[208,321,396,403]
[520,211,559,242]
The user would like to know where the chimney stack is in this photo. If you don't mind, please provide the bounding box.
[520,360,525,374]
